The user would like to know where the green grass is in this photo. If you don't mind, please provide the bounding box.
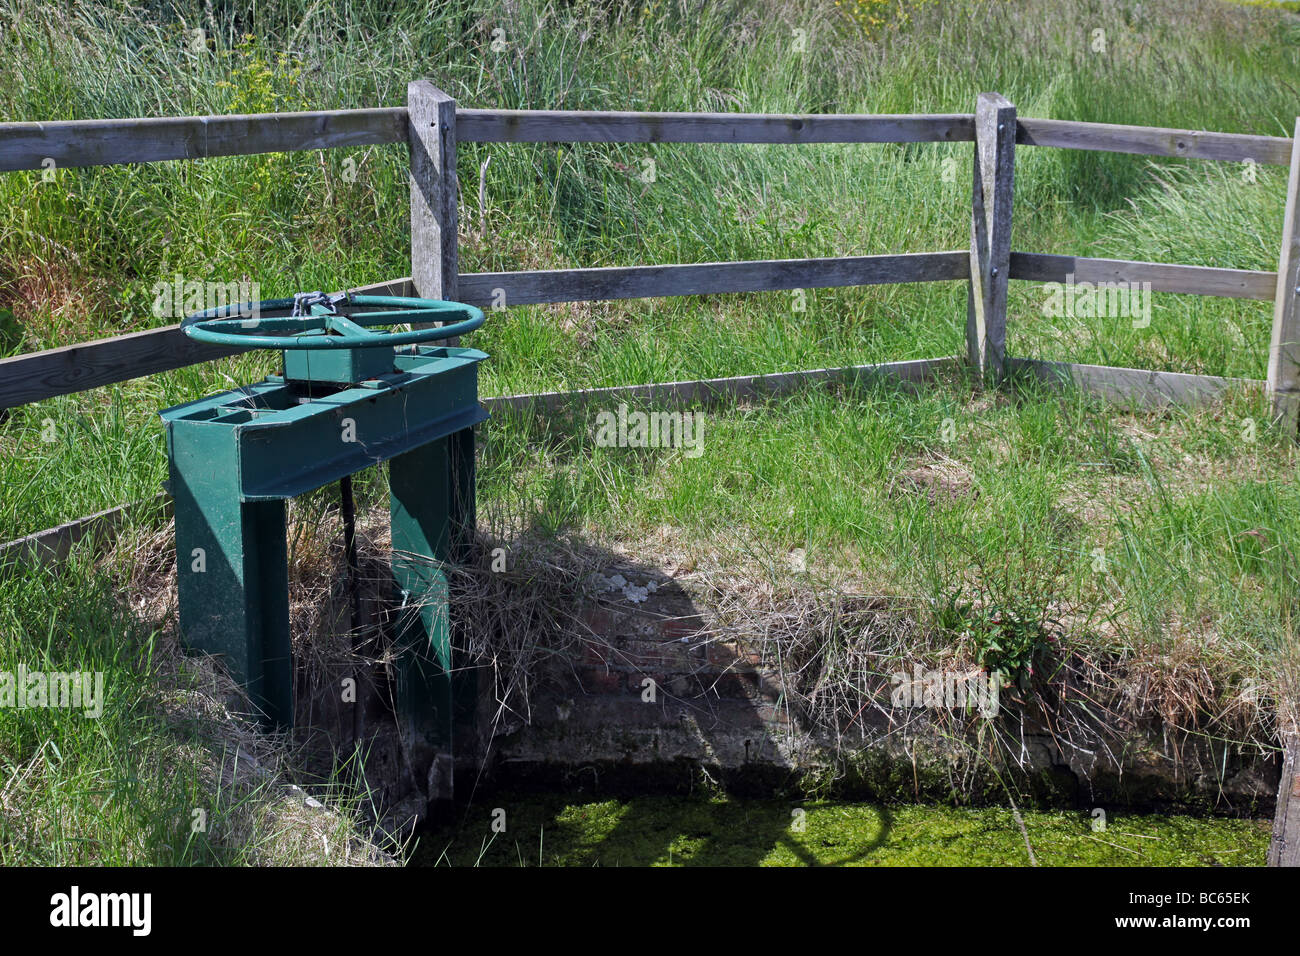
[1,0,1299,864]
[417,792,1271,866]
[477,370,1298,698]
[0,549,376,864]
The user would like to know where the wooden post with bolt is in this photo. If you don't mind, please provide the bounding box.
[1266,118,1300,437]
[408,79,460,344]
[967,92,1015,382]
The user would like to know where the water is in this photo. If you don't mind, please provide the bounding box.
[411,792,1269,867]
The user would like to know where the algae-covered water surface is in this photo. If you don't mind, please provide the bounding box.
[414,795,1269,867]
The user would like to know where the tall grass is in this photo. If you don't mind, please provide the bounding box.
[2,0,1298,536]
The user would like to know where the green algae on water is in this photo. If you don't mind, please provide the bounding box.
[415,794,1270,867]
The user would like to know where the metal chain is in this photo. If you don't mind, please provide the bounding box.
[290,290,350,317]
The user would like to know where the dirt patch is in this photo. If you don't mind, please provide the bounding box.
[887,456,978,504]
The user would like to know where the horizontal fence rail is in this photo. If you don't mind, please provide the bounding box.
[3,245,1268,409]
[0,324,240,409]
[454,109,975,144]
[1008,252,1278,300]
[1016,117,1294,166]
[0,258,969,408]
[2,110,1292,172]
[0,277,411,409]
[0,109,974,171]
[1008,357,1255,406]
[0,108,408,172]
[457,251,970,307]
[0,356,954,566]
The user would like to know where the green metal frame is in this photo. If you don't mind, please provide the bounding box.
[160,338,487,776]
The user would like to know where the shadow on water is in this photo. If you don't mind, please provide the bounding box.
[415,794,894,867]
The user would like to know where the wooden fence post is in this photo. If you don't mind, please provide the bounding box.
[968,92,1015,382]
[408,80,459,340]
[1269,125,1300,864]
[1270,717,1300,866]
[1269,122,1300,866]
[1267,118,1300,437]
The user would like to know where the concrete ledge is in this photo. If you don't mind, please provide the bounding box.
[484,574,1279,812]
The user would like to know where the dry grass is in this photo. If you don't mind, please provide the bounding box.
[102,517,397,865]
[0,252,107,349]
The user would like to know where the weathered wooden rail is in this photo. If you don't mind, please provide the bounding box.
[2,89,1300,864]
[2,107,1287,166]
[0,94,1296,418]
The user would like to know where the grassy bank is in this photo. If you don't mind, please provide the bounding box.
[0,542,384,864]
[478,369,1297,720]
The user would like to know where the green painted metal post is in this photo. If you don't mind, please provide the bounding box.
[389,431,466,799]
[448,426,482,746]
[449,425,476,563]
[170,441,291,728]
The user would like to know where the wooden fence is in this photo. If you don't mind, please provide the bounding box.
[0,86,1297,419]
